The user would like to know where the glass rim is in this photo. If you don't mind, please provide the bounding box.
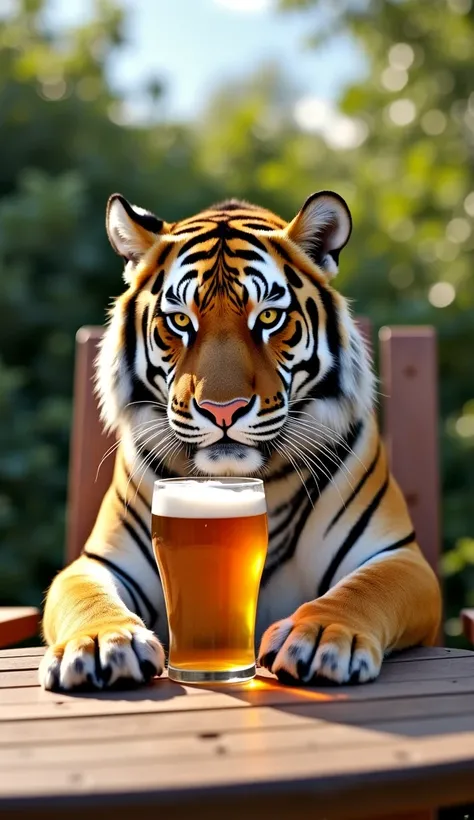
[153,476,264,489]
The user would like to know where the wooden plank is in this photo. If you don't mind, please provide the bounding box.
[383,648,472,663]
[1,692,474,747]
[2,654,474,690]
[0,705,324,745]
[0,645,469,673]
[367,713,474,737]
[0,656,45,672]
[3,710,474,771]
[1,647,472,683]
[284,692,474,726]
[0,647,44,658]
[0,608,39,649]
[0,722,391,769]
[3,672,474,721]
[365,656,474,682]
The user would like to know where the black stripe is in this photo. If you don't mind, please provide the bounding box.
[157,243,173,267]
[226,227,267,253]
[116,197,163,235]
[269,499,304,543]
[116,488,151,542]
[241,222,274,232]
[173,408,193,419]
[268,238,293,263]
[120,518,159,577]
[141,306,167,388]
[151,269,165,295]
[227,248,265,262]
[153,325,169,351]
[120,578,143,620]
[124,292,138,373]
[172,223,208,236]
[182,246,217,265]
[251,414,287,429]
[325,441,381,535]
[262,421,364,587]
[123,462,149,510]
[177,228,220,258]
[171,418,200,431]
[317,471,390,597]
[318,284,340,356]
[83,551,158,625]
[124,293,164,407]
[284,321,303,348]
[302,285,341,400]
[284,265,303,289]
[359,531,416,567]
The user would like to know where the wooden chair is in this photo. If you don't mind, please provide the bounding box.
[64,322,442,580]
[0,607,39,648]
[2,320,472,645]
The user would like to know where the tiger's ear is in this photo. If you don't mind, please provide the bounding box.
[286,191,352,278]
[106,193,165,263]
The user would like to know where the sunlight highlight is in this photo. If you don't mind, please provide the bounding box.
[247,675,348,702]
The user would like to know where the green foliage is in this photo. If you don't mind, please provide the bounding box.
[279,0,474,641]
[0,0,472,643]
[0,0,220,606]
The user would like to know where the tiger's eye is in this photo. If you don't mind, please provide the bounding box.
[173,313,190,328]
[259,309,278,325]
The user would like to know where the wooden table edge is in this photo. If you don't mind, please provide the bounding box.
[1,752,474,820]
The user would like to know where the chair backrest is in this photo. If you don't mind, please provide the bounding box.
[66,322,440,577]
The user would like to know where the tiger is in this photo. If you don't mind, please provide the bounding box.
[39,190,441,691]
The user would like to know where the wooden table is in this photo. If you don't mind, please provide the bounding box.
[1,647,474,820]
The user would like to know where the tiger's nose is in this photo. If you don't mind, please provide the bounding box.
[198,398,250,428]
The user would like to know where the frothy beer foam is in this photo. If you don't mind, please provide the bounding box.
[152,481,266,519]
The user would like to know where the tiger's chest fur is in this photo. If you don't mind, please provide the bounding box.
[106,407,410,648]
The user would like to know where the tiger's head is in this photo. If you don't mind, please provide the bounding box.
[97,193,374,477]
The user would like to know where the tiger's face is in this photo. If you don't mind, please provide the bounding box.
[98,194,373,477]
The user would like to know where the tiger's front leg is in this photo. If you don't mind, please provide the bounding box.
[39,554,164,691]
[258,544,441,684]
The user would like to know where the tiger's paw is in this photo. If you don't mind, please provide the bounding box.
[39,625,165,691]
[258,614,383,685]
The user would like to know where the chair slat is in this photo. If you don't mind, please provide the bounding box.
[378,327,440,576]
[66,327,114,564]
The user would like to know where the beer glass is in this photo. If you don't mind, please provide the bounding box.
[152,477,268,684]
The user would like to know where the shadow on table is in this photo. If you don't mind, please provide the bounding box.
[59,647,474,740]
[204,648,474,740]
[63,676,188,703]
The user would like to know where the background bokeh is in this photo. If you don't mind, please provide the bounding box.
[0,0,472,643]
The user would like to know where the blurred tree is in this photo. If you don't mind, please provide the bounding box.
[0,0,222,609]
[279,0,474,641]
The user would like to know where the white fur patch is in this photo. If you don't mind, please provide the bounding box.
[194,446,263,475]
[290,193,351,277]
[39,627,164,692]
[107,198,154,260]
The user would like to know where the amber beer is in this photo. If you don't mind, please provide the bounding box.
[152,478,268,683]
